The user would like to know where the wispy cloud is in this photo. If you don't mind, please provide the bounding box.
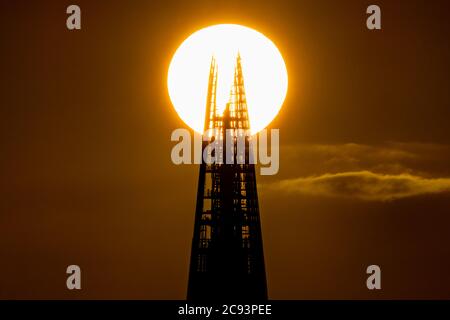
[279,142,450,178]
[265,171,450,201]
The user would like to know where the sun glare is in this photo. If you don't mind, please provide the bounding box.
[167,24,288,134]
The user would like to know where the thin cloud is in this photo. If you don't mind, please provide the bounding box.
[266,171,450,201]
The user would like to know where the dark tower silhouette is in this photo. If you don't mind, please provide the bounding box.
[187,54,267,301]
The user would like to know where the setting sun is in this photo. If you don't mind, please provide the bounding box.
[168,24,288,134]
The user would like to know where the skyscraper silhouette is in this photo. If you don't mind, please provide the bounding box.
[187,54,267,301]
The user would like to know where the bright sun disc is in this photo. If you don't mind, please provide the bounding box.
[168,24,288,134]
